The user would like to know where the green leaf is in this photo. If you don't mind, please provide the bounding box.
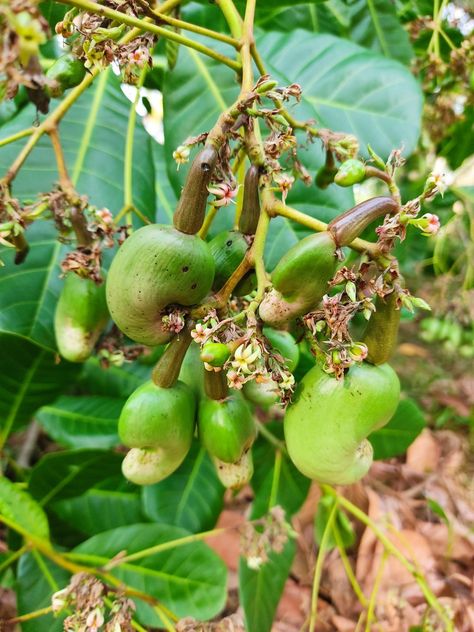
[0,334,79,436]
[142,440,224,533]
[17,552,68,632]
[261,31,422,158]
[345,0,414,64]
[0,70,155,217]
[153,140,177,224]
[0,477,49,540]
[78,357,152,398]
[74,523,228,623]
[36,395,123,449]
[314,494,355,550]
[251,422,310,520]
[0,222,67,351]
[28,449,123,506]
[53,481,146,536]
[239,539,296,632]
[369,398,426,460]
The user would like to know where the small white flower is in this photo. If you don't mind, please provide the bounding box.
[247,555,264,570]
[85,607,104,632]
[173,145,190,167]
[231,343,261,374]
[191,323,208,344]
[227,369,245,389]
[51,588,68,613]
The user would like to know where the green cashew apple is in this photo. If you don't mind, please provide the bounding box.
[54,273,109,362]
[284,362,400,485]
[118,380,195,485]
[46,54,86,98]
[200,342,231,367]
[259,197,399,328]
[213,450,254,490]
[198,392,256,463]
[259,232,337,328]
[209,230,256,296]
[179,343,205,399]
[334,159,366,187]
[106,225,215,346]
[244,328,300,409]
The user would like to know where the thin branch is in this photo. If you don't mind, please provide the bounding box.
[0,127,34,148]
[56,0,241,72]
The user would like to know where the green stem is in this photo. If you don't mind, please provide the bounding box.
[364,550,387,632]
[256,420,288,454]
[269,197,380,258]
[215,0,244,40]
[325,488,454,631]
[56,0,241,72]
[309,499,339,632]
[138,2,239,48]
[154,604,177,631]
[0,543,29,574]
[0,127,34,148]
[6,605,53,624]
[268,450,282,509]
[332,522,368,609]
[123,66,147,225]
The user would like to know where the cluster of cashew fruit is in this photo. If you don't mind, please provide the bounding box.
[54,141,403,489]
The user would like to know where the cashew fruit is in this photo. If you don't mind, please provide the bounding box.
[200,342,231,367]
[106,225,215,345]
[259,232,337,328]
[54,273,109,362]
[118,380,195,485]
[334,159,366,187]
[259,197,399,328]
[179,343,205,399]
[46,54,86,98]
[198,392,256,463]
[284,362,400,485]
[209,230,256,296]
[213,450,254,490]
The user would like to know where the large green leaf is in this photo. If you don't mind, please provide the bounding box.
[0,477,50,540]
[251,422,310,520]
[53,480,146,536]
[78,357,152,399]
[261,31,422,158]
[0,334,79,435]
[239,539,296,632]
[36,395,123,449]
[0,221,67,351]
[74,523,228,624]
[369,398,426,460]
[17,552,68,632]
[0,70,155,216]
[0,71,156,350]
[142,440,224,533]
[28,449,123,506]
[164,32,422,189]
[345,0,413,64]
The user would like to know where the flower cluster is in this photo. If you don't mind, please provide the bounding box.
[57,5,154,84]
[191,314,296,405]
[240,506,297,570]
[0,0,50,111]
[51,573,135,632]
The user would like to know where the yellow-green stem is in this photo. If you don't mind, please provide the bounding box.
[325,487,454,631]
[364,550,387,632]
[309,499,339,632]
[56,0,241,71]
[332,522,368,609]
[268,450,282,509]
[0,127,34,148]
